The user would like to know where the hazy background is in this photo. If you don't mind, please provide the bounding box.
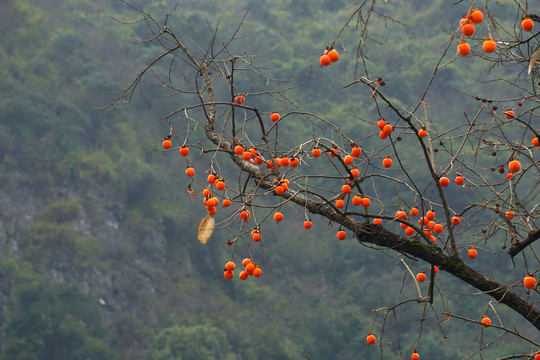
[0,0,536,359]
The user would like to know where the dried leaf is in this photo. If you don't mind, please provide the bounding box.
[529,46,540,74]
[187,184,196,197]
[197,215,215,244]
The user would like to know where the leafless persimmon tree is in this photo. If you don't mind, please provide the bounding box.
[107,0,539,358]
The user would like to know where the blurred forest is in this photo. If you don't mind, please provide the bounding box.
[0,0,537,359]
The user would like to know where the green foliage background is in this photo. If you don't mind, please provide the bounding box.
[0,0,536,359]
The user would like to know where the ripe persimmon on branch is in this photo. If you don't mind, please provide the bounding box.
[107,0,539,358]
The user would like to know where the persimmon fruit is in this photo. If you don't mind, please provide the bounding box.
[245,263,255,275]
[352,196,362,206]
[468,247,477,259]
[304,220,312,229]
[366,334,376,345]
[239,210,250,222]
[185,167,195,177]
[524,276,537,289]
[337,230,347,240]
[242,151,252,161]
[470,9,484,24]
[504,110,514,119]
[328,49,339,62]
[416,272,426,282]
[351,146,362,158]
[162,139,172,149]
[373,218,382,225]
[522,17,534,32]
[439,177,450,187]
[396,210,407,220]
[457,41,470,56]
[461,20,475,36]
[270,112,280,122]
[483,38,496,53]
[361,197,371,208]
[508,159,521,173]
[179,146,189,156]
[234,145,244,155]
[242,258,252,267]
[383,157,392,168]
[320,54,331,66]
[252,230,262,242]
[216,180,226,191]
[481,316,491,327]
[383,124,393,135]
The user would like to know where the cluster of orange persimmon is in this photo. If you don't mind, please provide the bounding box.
[222,258,262,280]
[457,8,535,56]
[457,8,487,56]
[319,46,339,66]
[376,118,394,139]
[388,207,459,243]
[200,175,232,216]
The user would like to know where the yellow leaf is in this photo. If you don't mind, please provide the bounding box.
[529,46,540,74]
[197,215,215,244]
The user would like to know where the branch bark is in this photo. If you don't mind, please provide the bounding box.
[508,229,540,258]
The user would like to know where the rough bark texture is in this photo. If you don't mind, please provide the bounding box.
[508,229,540,258]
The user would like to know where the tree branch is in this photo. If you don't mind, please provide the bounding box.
[508,229,540,258]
